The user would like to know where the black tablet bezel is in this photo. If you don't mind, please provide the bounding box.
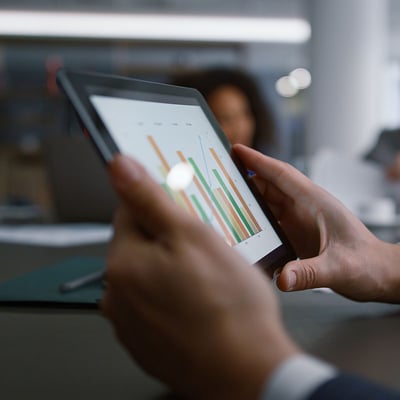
[57,69,296,273]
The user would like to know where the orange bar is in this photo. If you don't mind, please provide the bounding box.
[216,188,250,240]
[241,206,258,233]
[209,147,261,232]
[213,189,244,241]
[147,135,198,219]
[147,135,170,172]
[177,150,235,246]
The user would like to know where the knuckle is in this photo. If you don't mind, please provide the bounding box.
[174,212,201,234]
[300,262,318,288]
[165,214,213,251]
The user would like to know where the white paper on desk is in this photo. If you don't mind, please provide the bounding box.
[0,224,113,246]
[308,149,388,216]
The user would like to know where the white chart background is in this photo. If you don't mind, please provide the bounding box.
[91,95,281,264]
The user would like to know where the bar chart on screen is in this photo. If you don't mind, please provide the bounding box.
[89,94,282,263]
[147,134,262,247]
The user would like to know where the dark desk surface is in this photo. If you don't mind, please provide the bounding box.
[1,242,400,399]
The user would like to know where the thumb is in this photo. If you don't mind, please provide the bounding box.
[108,155,182,235]
[276,258,326,292]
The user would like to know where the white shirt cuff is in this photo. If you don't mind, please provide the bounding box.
[261,354,337,400]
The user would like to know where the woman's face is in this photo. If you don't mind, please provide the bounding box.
[207,85,255,147]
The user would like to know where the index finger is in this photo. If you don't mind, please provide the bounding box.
[108,155,185,236]
[233,144,314,200]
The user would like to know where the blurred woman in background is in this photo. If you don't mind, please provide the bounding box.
[171,67,281,158]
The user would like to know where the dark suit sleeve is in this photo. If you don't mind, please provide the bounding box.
[308,373,400,400]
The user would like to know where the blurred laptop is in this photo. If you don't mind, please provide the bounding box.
[43,134,118,223]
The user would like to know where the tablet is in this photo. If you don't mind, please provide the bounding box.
[57,69,296,271]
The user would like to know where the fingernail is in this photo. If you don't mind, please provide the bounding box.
[286,270,297,291]
[272,268,282,282]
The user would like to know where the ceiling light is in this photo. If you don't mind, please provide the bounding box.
[0,10,311,43]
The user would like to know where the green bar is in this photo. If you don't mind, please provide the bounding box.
[241,207,258,233]
[191,194,210,224]
[212,169,255,236]
[213,189,245,241]
[188,157,240,243]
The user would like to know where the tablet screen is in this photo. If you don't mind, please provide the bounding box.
[89,92,282,265]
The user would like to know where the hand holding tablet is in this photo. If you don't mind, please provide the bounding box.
[57,69,296,273]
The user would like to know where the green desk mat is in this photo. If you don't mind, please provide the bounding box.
[0,257,105,309]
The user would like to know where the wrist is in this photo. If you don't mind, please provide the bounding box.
[199,331,301,400]
[334,236,400,303]
[243,335,302,400]
[373,240,400,303]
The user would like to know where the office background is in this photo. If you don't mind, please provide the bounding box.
[1,3,400,399]
[0,0,399,224]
